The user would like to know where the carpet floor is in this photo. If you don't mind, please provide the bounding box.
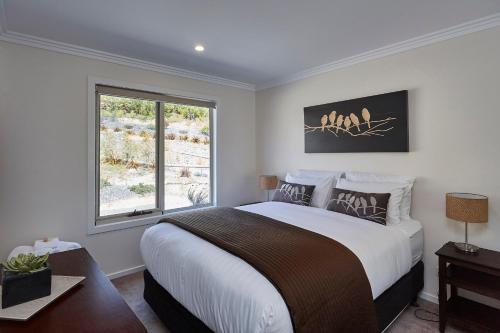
[113,271,464,333]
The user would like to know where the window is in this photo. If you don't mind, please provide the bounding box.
[92,84,215,228]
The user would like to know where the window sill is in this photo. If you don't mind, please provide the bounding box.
[88,214,162,235]
[87,204,216,235]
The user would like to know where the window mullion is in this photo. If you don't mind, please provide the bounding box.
[157,101,165,212]
[209,107,215,206]
[95,92,101,220]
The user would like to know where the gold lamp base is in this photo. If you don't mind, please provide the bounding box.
[454,242,480,254]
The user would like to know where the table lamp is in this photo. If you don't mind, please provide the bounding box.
[259,175,278,201]
[446,192,488,253]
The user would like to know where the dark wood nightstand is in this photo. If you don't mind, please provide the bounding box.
[238,201,264,206]
[436,242,500,333]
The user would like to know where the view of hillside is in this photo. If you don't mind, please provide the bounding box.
[99,95,211,217]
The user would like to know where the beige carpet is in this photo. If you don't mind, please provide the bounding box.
[113,271,464,333]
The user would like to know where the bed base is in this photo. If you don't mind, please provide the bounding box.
[144,261,423,332]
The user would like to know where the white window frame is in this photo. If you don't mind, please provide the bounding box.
[87,77,218,234]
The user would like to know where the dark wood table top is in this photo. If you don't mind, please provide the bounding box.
[0,248,147,333]
[436,241,500,272]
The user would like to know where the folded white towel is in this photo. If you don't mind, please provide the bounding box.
[8,246,35,260]
[34,237,60,250]
[7,239,82,260]
[33,242,81,256]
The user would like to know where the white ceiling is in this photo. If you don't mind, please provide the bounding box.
[2,0,500,88]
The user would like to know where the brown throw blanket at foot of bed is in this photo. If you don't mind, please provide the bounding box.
[159,207,378,333]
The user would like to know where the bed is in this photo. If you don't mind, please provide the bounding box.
[141,201,424,333]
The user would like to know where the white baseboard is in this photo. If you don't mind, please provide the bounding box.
[107,264,145,280]
[419,290,438,304]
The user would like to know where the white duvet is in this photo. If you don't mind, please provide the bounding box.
[141,202,412,333]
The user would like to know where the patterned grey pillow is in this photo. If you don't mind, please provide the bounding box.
[272,180,316,206]
[326,188,391,225]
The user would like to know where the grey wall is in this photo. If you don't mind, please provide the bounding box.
[0,41,257,275]
[255,26,500,301]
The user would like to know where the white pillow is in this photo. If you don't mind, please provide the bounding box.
[285,173,335,208]
[335,179,407,225]
[294,169,344,187]
[345,171,415,185]
[345,172,415,219]
[399,189,413,220]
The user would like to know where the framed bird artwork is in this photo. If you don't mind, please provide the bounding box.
[304,90,409,153]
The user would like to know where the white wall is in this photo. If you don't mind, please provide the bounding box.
[1,24,499,302]
[256,26,500,301]
[0,41,257,275]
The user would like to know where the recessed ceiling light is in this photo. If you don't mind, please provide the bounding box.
[195,44,205,52]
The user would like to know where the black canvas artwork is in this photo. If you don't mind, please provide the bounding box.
[304,90,408,153]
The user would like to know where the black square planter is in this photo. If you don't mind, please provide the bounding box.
[1,264,52,308]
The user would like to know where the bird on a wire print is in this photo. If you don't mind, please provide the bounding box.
[304,107,396,137]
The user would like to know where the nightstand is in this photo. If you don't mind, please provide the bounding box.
[436,242,500,333]
[238,201,264,206]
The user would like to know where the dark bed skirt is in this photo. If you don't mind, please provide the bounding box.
[144,261,424,333]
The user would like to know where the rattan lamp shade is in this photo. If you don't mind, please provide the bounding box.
[260,175,278,202]
[446,193,488,223]
[259,175,278,190]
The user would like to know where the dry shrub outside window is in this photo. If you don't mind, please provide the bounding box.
[180,167,191,178]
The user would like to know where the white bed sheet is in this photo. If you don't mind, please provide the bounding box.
[141,202,413,333]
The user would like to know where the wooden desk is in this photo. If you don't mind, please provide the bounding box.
[436,242,500,333]
[0,248,146,333]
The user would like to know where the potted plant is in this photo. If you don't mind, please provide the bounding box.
[1,253,52,308]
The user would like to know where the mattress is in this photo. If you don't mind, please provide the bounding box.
[141,202,416,333]
[396,218,423,267]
